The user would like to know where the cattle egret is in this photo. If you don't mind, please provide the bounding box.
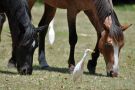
[73,49,94,82]
[48,19,55,45]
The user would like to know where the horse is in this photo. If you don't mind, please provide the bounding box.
[0,0,55,68]
[0,0,46,75]
[0,0,131,76]
[32,0,131,77]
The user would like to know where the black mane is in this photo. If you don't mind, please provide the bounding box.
[94,0,124,43]
[0,0,34,47]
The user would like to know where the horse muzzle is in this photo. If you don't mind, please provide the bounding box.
[107,71,118,77]
[18,66,32,75]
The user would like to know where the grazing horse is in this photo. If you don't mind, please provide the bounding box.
[0,0,46,75]
[33,0,130,77]
[0,0,55,68]
[20,0,131,77]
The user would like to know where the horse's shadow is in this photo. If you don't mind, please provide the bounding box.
[84,71,107,77]
[33,65,107,77]
[0,66,107,77]
[33,65,69,74]
[0,70,17,75]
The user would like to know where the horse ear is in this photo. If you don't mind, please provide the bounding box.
[103,24,110,33]
[35,25,48,33]
[120,24,132,31]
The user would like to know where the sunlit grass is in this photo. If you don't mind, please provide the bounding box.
[0,4,135,90]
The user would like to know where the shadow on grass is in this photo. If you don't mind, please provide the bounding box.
[33,65,107,77]
[84,71,107,77]
[33,65,69,74]
[0,70,17,75]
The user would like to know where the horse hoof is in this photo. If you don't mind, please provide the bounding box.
[69,64,75,74]
[8,59,16,68]
[107,71,118,77]
[87,60,96,74]
[39,60,49,69]
[8,62,16,68]
[41,65,49,69]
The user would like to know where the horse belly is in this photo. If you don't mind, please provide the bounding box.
[44,0,68,9]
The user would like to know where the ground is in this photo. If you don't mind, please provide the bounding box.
[0,4,135,90]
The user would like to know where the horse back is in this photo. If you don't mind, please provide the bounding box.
[44,0,96,10]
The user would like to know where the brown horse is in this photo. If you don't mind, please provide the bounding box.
[29,0,131,77]
[1,0,131,76]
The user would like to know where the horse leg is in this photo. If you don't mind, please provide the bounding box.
[27,0,36,10]
[7,16,20,68]
[0,13,6,41]
[38,4,56,68]
[84,10,103,74]
[67,9,79,73]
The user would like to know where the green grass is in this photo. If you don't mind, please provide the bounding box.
[0,4,135,90]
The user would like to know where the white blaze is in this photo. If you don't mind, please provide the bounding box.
[113,44,119,73]
[32,40,36,47]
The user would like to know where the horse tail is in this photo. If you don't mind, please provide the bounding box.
[48,18,55,45]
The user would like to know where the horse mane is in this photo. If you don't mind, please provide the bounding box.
[109,22,124,44]
[6,0,34,46]
[95,0,124,44]
[20,24,35,47]
[94,0,113,24]
[108,11,124,44]
[11,0,34,47]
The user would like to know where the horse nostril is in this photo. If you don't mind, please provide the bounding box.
[112,72,118,77]
[107,71,118,77]
[22,68,27,74]
[19,68,27,75]
[18,65,32,75]
[20,67,32,75]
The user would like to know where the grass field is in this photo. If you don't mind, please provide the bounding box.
[0,4,135,90]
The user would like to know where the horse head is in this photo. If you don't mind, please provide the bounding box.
[98,16,131,77]
[16,25,47,75]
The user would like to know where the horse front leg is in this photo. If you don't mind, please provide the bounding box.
[0,13,6,41]
[27,0,36,10]
[84,10,103,74]
[87,37,100,74]
[6,16,19,68]
[38,4,56,68]
[67,9,79,73]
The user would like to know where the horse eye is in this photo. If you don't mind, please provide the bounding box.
[105,42,112,48]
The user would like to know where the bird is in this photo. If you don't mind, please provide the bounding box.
[72,49,94,82]
[48,19,55,45]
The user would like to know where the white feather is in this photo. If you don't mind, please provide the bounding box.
[73,49,94,82]
[48,19,55,45]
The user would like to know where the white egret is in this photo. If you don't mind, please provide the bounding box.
[73,49,94,82]
[48,19,55,45]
